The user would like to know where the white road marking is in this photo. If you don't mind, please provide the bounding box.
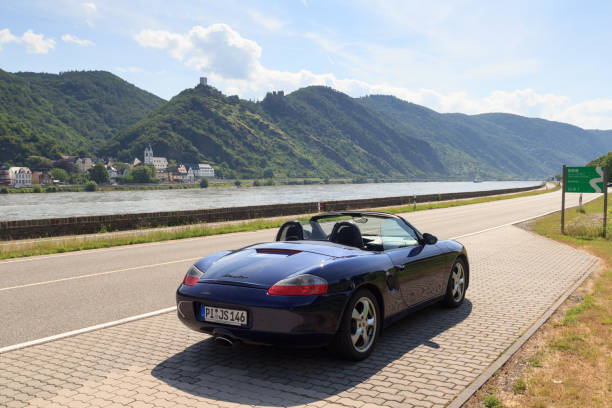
[0,307,177,354]
[0,257,199,292]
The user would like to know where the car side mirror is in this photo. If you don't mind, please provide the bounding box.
[422,233,438,245]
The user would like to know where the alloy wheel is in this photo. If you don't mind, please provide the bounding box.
[350,297,377,352]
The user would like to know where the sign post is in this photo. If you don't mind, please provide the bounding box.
[562,165,608,237]
[561,165,566,234]
[604,166,609,238]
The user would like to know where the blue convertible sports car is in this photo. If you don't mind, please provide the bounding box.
[176,211,469,360]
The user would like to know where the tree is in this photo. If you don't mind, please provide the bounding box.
[25,156,52,170]
[130,164,157,183]
[263,168,274,179]
[50,168,69,182]
[88,163,110,184]
[200,178,208,188]
[167,159,178,173]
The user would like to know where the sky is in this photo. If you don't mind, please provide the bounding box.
[2,0,612,129]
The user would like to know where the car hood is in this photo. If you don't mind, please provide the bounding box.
[196,241,364,289]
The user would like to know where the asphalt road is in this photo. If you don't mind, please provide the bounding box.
[0,189,603,347]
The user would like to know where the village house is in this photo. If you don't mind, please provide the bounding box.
[75,157,94,172]
[31,171,53,185]
[0,166,10,185]
[8,167,33,187]
[186,163,215,178]
[106,165,128,183]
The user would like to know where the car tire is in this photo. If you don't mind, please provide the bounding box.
[333,288,380,361]
[443,258,467,308]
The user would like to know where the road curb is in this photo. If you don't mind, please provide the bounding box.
[447,255,600,408]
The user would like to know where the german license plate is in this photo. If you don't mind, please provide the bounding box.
[201,305,247,326]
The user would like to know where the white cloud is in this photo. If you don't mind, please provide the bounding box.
[61,34,94,46]
[134,24,261,79]
[0,28,18,49]
[0,28,55,54]
[247,10,287,32]
[21,30,56,53]
[135,23,612,129]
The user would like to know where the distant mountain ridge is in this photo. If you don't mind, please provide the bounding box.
[1,69,611,179]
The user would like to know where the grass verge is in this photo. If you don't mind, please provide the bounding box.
[0,184,557,260]
[467,195,611,407]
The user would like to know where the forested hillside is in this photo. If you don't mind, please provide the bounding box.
[360,95,612,179]
[0,70,164,164]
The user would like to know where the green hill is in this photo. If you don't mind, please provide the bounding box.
[105,85,444,178]
[0,70,165,164]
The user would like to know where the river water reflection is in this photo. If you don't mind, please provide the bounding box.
[0,181,541,221]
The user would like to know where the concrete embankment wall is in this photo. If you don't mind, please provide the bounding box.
[0,185,542,240]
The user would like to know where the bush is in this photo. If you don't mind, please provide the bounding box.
[264,179,274,186]
[253,180,261,187]
[85,181,98,191]
[33,185,42,193]
[45,185,57,193]
[0,187,8,194]
[484,395,502,408]
[200,178,209,188]
[234,180,241,187]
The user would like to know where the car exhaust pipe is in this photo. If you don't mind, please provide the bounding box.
[214,335,234,347]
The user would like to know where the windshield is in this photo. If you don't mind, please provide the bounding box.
[301,214,420,251]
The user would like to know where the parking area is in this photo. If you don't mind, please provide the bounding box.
[0,225,599,408]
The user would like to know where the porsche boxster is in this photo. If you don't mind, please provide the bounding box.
[176,211,468,360]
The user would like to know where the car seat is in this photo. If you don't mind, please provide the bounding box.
[275,221,304,241]
[329,222,363,248]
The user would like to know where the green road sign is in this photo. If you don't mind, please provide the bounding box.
[565,166,605,193]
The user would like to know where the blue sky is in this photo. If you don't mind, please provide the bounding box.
[2,0,612,129]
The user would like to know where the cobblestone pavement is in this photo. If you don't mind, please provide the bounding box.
[0,225,598,408]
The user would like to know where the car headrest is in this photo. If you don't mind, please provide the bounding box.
[275,221,304,241]
[329,221,363,248]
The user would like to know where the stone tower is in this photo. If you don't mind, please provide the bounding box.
[144,144,153,164]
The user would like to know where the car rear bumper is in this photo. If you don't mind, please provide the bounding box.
[176,283,349,346]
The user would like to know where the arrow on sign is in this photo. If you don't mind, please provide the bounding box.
[590,167,604,193]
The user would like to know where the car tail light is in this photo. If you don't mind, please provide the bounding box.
[182,265,203,286]
[268,274,328,296]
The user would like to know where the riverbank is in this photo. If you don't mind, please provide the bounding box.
[0,184,557,260]
[0,180,542,221]
[0,176,544,194]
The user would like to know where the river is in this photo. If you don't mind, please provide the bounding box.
[0,181,541,221]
